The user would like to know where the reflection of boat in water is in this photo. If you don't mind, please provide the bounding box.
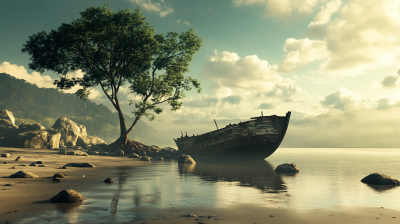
[174,112,291,160]
[178,160,286,193]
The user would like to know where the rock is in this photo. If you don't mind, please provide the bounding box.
[178,154,196,164]
[140,156,152,161]
[50,189,85,203]
[1,153,10,157]
[38,165,46,167]
[17,123,46,132]
[361,173,400,185]
[139,151,147,156]
[64,163,95,168]
[111,150,124,156]
[0,128,61,149]
[65,150,88,156]
[3,162,7,164]
[53,173,65,178]
[15,156,24,161]
[52,117,87,147]
[76,135,106,147]
[0,109,18,137]
[52,177,61,182]
[129,153,140,158]
[36,161,44,164]
[275,163,300,173]
[9,171,38,178]
[104,178,113,183]
[29,163,38,166]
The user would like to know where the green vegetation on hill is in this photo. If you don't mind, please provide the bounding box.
[0,72,175,146]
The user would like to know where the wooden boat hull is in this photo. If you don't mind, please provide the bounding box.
[174,111,291,160]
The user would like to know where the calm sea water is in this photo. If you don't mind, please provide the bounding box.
[18,148,400,223]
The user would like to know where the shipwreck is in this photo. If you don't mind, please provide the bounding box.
[174,111,291,160]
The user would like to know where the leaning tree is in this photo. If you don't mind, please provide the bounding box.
[22,5,202,152]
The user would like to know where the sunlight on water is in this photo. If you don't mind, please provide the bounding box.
[17,148,400,223]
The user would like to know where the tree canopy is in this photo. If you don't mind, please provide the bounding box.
[22,4,202,150]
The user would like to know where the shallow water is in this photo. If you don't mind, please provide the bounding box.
[18,148,400,223]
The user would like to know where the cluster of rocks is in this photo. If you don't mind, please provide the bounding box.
[0,109,106,149]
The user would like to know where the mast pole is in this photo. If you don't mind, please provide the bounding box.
[214,119,219,130]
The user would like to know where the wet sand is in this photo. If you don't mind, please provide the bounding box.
[1,147,400,224]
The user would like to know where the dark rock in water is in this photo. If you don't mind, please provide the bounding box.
[36,161,44,164]
[64,163,95,167]
[50,189,85,203]
[361,173,400,186]
[128,153,140,158]
[178,154,196,164]
[53,173,65,178]
[15,156,24,161]
[140,156,152,161]
[9,171,38,178]
[29,163,38,166]
[275,163,300,173]
[1,153,10,157]
[111,150,124,156]
[52,177,61,182]
[104,178,113,183]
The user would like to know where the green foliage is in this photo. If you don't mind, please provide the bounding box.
[21,4,202,138]
[0,73,175,145]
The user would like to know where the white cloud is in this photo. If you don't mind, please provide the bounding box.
[177,20,180,23]
[320,87,363,110]
[129,0,174,17]
[258,83,302,102]
[233,0,323,21]
[380,68,400,89]
[320,0,400,75]
[308,0,341,27]
[279,38,328,73]
[0,61,101,100]
[0,61,54,88]
[183,21,190,26]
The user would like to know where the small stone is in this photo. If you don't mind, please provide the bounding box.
[361,173,400,185]
[29,163,38,166]
[52,177,61,182]
[1,153,11,157]
[9,171,38,178]
[38,165,47,167]
[53,173,65,178]
[104,178,113,183]
[140,156,152,161]
[3,162,7,164]
[64,163,95,167]
[15,156,24,161]
[35,161,44,164]
[129,153,140,158]
[50,189,85,203]
[275,163,300,173]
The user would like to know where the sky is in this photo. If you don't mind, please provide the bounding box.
[1,0,400,148]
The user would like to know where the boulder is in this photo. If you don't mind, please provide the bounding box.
[76,135,106,147]
[15,156,24,161]
[17,123,46,133]
[275,163,300,173]
[9,170,38,178]
[0,128,61,149]
[0,109,18,137]
[178,154,196,164]
[104,178,113,183]
[361,173,400,186]
[1,153,10,157]
[50,189,85,203]
[64,163,95,167]
[52,117,87,147]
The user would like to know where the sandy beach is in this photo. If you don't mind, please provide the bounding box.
[1,147,400,224]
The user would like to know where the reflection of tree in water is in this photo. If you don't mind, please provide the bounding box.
[183,160,287,193]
